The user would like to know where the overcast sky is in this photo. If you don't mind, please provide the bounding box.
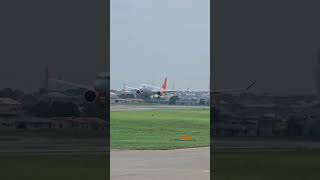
[110,0,210,91]
[212,0,320,95]
[0,1,107,91]
[3,1,320,94]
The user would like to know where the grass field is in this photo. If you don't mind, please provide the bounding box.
[214,151,320,180]
[110,109,210,150]
[110,108,320,179]
[0,153,109,180]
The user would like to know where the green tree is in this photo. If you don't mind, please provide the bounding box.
[50,101,80,117]
[82,103,106,118]
[30,101,51,118]
[169,96,179,105]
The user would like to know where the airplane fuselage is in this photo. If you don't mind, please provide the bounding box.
[136,84,160,98]
[125,77,174,99]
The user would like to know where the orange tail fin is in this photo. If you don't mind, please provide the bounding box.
[161,77,167,95]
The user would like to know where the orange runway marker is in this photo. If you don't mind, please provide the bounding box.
[180,135,193,141]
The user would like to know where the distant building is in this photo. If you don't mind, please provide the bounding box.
[15,117,52,130]
[51,117,107,132]
[0,98,22,116]
[0,108,107,134]
[211,93,320,137]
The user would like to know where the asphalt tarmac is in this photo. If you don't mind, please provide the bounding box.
[110,104,209,111]
[111,147,210,180]
[213,138,320,151]
[0,136,107,153]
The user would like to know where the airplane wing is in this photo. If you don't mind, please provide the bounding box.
[212,80,256,94]
[161,90,176,93]
[49,78,93,90]
[124,86,140,91]
[152,89,176,94]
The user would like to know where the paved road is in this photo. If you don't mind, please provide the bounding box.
[0,136,108,153]
[213,138,320,151]
[111,147,210,180]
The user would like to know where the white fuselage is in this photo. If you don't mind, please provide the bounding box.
[136,84,161,98]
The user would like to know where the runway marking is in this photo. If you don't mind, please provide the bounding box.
[111,168,209,173]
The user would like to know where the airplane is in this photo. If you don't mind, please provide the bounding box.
[49,72,109,104]
[48,67,256,103]
[124,77,176,99]
[124,78,256,99]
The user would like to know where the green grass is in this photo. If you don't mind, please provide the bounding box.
[111,109,210,150]
[0,153,109,180]
[214,151,320,180]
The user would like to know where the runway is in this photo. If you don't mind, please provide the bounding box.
[111,104,209,111]
[213,138,320,151]
[0,136,108,153]
[111,147,210,180]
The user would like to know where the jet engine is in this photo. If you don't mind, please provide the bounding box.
[84,90,97,103]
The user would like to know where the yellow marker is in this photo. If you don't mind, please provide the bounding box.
[180,135,193,141]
